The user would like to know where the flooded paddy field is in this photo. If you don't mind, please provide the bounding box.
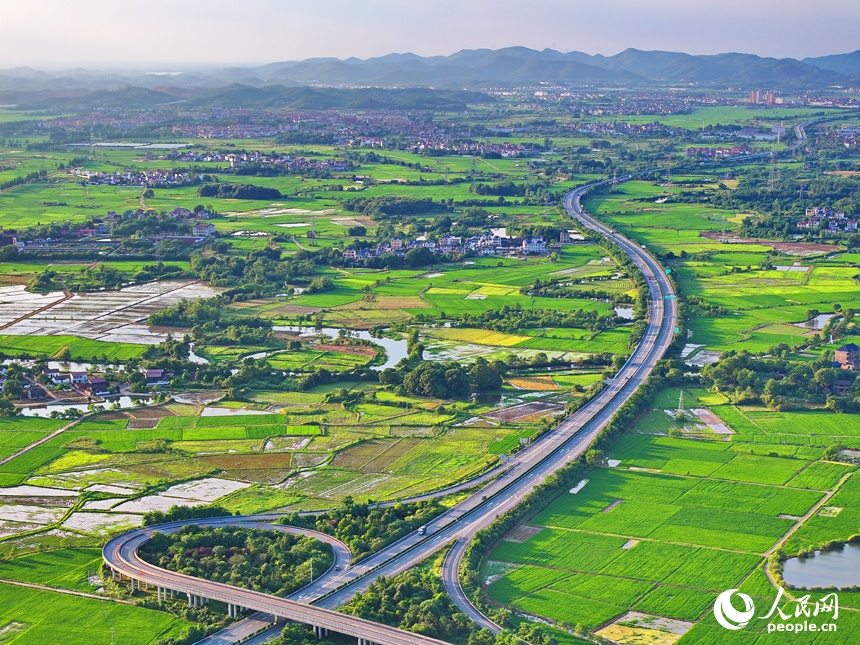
[0,281,217,345]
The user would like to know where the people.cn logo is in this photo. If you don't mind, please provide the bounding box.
[714,589,756,630]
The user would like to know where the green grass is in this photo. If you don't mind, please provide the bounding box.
[487,565,568,604]
[787,461,857,490]
[710,454,809,485]
[0,335,145,360]
[633,585,718,621]
[0,548,103,591]
[0,582,189,644]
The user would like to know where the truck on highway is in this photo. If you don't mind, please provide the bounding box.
[418,526,426,535]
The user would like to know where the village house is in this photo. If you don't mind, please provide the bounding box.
[833,380,853,395]
[193,223,217,238]
[71,372,89,386]
[25,386,48,401]
[835,343,860,370]
[87,377,109,395]
[560,230,585,244]
[522,236,547,254]
[44,369,71,385]
[145,368,173,386]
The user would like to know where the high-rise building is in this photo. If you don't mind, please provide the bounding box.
[749,90,761,104]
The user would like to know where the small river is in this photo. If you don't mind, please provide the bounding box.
[792,314,834,331]
[783,543,860,589]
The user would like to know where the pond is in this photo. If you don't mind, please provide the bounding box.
[614,306,635,320]
[22,395,152,417]
[272,326,407,370]
[783,543,860,589]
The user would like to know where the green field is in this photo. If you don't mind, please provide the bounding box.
[0,582,189,644]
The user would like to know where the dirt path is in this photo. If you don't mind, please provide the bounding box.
[762,470,856,601]
[479,158,503,173]
[0,285,74,333]
[0,577,132,604]
[0,415,89,468]
[85,243,122,273]
[291,235,307,251]
[139,186,147,208]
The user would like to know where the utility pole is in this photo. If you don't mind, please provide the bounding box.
[768,153,776,192]
[610,171,618,193]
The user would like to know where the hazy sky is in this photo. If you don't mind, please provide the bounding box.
[2,0,857,68]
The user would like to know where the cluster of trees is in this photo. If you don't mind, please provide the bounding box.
[0,168,47,192]
[132,262,188,283]
[341,196,448,219]
[198,183,282,200]
[701,349,860,410]
[469,181,528,196]
[143,505,231,526]
[458,305,618,333]
[668,168,860,228]
[342,568,494,645]
[139,524,332,597]
[379,357,504,398]
[282,497,444,561]
[192,246,320,290]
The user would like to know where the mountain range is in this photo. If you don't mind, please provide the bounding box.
[0,47,857,104]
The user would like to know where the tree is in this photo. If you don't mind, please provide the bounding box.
[468,358,502,392]
[585,449,604,465]
[307,277,334,293]
[405,247,435,268]
[2,380,22,399]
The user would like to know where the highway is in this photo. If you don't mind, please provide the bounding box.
[104,518,455,645]
[132,117,860,638]
[101,119,833,645]
[300,178,678,618]
[103,175,678,644]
